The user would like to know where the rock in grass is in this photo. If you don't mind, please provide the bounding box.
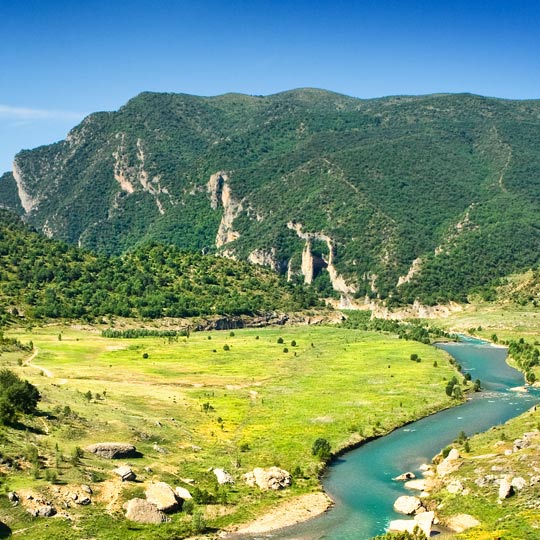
[243,467,292,490]
[125,498,169,524]
[29,505,57,518]
[499,476,514,499]
[213,468,234,485]
[85,442,137,459]
[145,482,179,513]
[446,513,481,532]
[393,495,422,515]
[174,486,192,501]
[389,511,434,537]
[113,465,136,482]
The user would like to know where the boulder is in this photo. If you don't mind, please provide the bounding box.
[213,468,234,485]
[7,491,18,503]
[446,480,464,494]
[404,479,426,491]
[174,486,193,501]
[145,482,179,513]
[81,484,93,494]
[388,511,434,538]
[437,451,462,477]
[511,476,527,491]
[393,495,422,515]
[113,465,136,482]
[85,442,137,459]
[446,513,481,532]
[77,496,91,506]
[393,471,416,481]
[125,498,169,524]
[30,505,57,518]
[498,476,514,499]
[243,467,291,490]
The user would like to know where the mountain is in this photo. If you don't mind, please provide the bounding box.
[0,210,318,322]
[2,89,540,304]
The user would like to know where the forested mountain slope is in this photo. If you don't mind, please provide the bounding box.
[0,211,318,323]
[2,89,540,304]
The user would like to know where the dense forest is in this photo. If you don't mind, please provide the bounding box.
[0,211,319,324]
[2,89,540,304]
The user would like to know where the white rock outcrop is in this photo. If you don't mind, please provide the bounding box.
[393,495,422,515]
[243,467,292,490]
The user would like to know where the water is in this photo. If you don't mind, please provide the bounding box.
[265,338,539,539]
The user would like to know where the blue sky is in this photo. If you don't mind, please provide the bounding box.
[1,0,540,172]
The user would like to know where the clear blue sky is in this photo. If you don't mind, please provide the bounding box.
[1,0,539,173]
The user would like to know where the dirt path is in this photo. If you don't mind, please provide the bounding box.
[23,348,67,383]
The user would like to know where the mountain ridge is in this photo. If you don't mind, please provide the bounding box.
[1,88,540,304]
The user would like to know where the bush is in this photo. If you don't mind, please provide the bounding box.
[142,352,149,359]
[277,337,284,344]
[0,369,40,424]
[312,438,331,461]
[223,344,230,351]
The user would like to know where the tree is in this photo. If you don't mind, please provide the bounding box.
[0,369,40,424]
[312,438,331,461]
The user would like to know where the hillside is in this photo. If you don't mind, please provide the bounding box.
[0,211,318,323]
[2,89,540,303]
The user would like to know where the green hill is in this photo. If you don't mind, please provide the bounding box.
[0,211,318,323]
[2,89,540,303]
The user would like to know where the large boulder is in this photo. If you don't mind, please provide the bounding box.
[29,505,56,518]
[243,467,292,490]
[446,513,481,532]
[393,495,422,515]
[174,486,192,501]
[125,498,169,524]
[85,442,137,459]
[388,511,434,538]
[499,475,514,499]
[436,449,461,477]
[213,468,234,485]
[113,465,136,482]
[145,482,179,513]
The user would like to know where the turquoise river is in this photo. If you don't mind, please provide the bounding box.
[267,337,540,539]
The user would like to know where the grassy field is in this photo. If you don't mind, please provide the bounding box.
[0,323,460,539]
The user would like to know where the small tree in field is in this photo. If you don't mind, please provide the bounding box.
[312,438,331,461]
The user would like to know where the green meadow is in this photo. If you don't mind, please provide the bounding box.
[0,323,460,538]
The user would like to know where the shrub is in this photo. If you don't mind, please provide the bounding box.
[312,438,331,461]
[277,337,284,344]
[142,352,149,359]
[223,344,230,351]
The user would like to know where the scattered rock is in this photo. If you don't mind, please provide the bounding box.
[174,486,192,501]
[243,467,291,490]
[393,495,422,515]
[85,442,137,459]
[152,443,168,454]
[77,496,91,506]
[30,505,57,518]
[446,513,481,532]
[113,465,136,482]
[145,482,179,513]
[511,476,527,490]
[446,480,464,494]
[393,471,416,481]
[437,450,462,477]
[81,484,92,494]
[7,492,18,503]
[125,498,169,524]
[498,476,514,499]
[213,468,234,485]
[404,479,426,491]
[389,511,434,537]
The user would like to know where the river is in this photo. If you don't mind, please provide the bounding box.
[267,337,539,539]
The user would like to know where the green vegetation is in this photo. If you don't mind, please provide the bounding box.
[3,90,540,303]
[0,210,319,322]
[0,323,460,538]
[0,368,40,424]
